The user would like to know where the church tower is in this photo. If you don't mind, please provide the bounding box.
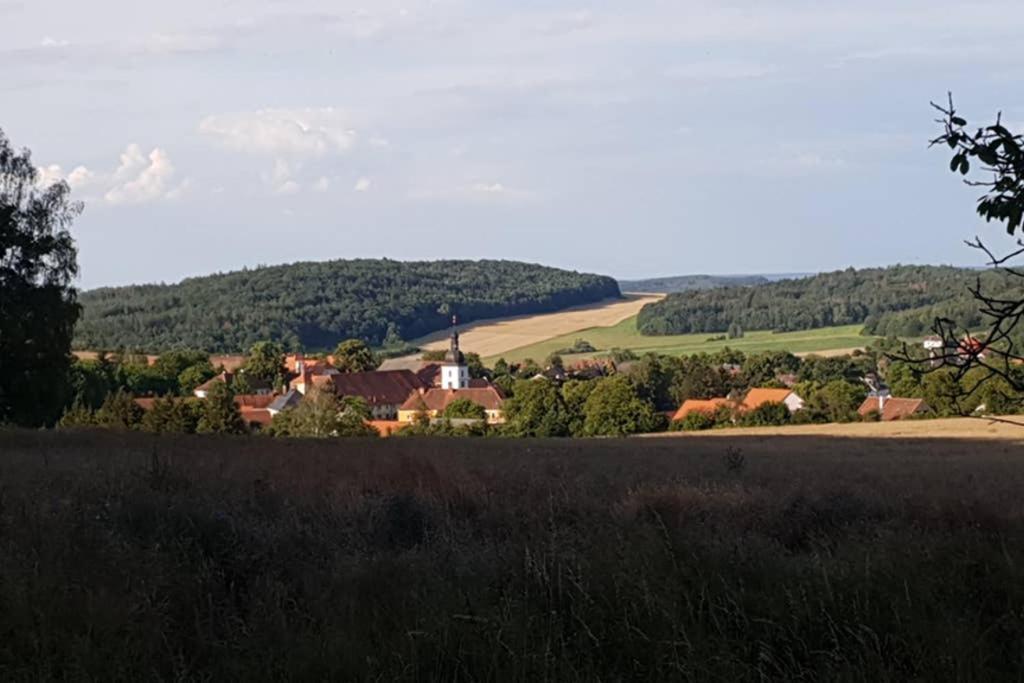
[440,315,470,390]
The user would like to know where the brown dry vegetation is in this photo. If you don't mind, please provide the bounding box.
[3,429,1024,680]
[415,294,663,358]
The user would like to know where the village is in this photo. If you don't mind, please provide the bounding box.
[105,317,996,438]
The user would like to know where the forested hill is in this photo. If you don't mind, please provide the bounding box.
[636,265,1016,336]
[75,259,621,353]
[618,274,770,293]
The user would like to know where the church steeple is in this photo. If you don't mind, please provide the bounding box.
[441,314,469,389]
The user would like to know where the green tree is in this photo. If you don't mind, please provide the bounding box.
[178,363,216,395]
[58,401,97,428]
[141,396,201,434]
[67,358,116,410]
[674,410,715,432]
[333,339,379,373]
[442,397,487,420]
[504,379,570,436]
[561,379,597,436]
[738,401,790,427]
[95,389,144,430]
[464,352,488,379]
[921,368,962,417]
[269,389,376,437]
[197,381,246,434]
[0,130,82,426]
[244,341,286,387]
[803,380,867,423]
[582,376,661,437]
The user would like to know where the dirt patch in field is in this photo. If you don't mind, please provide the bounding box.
[415,294,663,358]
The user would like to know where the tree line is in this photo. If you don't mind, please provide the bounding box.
[636,265,1022,337]
[74,259,621,353]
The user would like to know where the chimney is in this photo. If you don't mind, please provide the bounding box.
[878,394,887,413]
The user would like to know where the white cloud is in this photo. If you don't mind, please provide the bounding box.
[38,144,186,205]
[471,182,506,194]
[105,146,182,205]
[313,176,331,192]
[39,36,69,48]
[353,177,372,192]
[146,32,222,54]
[199,108,357,158]
[264,159,301,195]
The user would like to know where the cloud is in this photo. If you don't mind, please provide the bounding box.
[313,177,331,192]
[39,36,69,48]
[264,159,301,195]
[471,182,506,194]
[199,108,357,158]
[534,11,595,36]
[146,32,223,54]
[38,144,187,206]
[105,146,183,205]
[354,177,372,192]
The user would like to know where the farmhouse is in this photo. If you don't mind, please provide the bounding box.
[672,398,733,421]
[312,370,428,420]
[194,371,273,398]
[858,395,931,421]
[742,388,805,413]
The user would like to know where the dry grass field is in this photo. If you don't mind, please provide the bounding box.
[4,428,1024,680]
[651,415,1024,441]
[415,294,662,358]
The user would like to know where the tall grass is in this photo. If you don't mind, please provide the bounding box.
[2,429,1024,680]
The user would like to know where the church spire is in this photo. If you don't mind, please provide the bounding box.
[441,313,469,389]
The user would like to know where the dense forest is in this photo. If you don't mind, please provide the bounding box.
[636,265,1022,337]
[75,259,620,353]
[618,274,770,293]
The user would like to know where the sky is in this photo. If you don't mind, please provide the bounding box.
[3,0,1024,289]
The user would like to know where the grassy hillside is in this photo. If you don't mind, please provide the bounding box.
[4,429,1024,680]
[75,259,621,354]
[486,316,873,364]
[618,274,769,293]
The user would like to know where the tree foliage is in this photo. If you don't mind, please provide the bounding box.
[75,260,621,353]
[441,397,488,421]
[196,381,246,435]
[503,380,570,437]
[582,376,661,437]
[636,265,1017,338]
[0,129,81,426]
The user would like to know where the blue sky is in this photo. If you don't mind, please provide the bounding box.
[3,0,1023,289]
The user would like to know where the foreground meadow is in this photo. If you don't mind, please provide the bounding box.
[3,429,1024,681]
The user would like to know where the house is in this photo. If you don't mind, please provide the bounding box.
[194,371,273,398]
[858,395,930,421]
[368,420,404,436]
[672,398,734,422]
[398,386,507,425]
[741,388,805,413]
[285,353,338,377]
[396,318,506,424]
[267,389,303,416]
[311,370,428,420]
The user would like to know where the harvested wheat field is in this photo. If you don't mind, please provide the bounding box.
[416,293,662,358]
[651,415,1024,441]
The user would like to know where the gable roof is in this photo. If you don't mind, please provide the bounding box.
[858,397,930,421]
[672,398,732,421]
[400,386,506,412]
[195,371,233,394]
[326,370,428,406]
[268,389,302,413]
[234,394,276,409]
[742,388,796,410]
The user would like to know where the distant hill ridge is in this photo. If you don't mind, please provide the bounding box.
[75,259,621,354]
[619,274,771,293]
[635,264,1013,337]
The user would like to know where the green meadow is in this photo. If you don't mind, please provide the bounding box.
[486,317,875,364]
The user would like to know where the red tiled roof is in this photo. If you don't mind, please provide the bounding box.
[195,371,233,393]
[858,397,930,421]
[234,394,276,409]
[742,388,795,411]
[400,386,506,412]
[326,370,428,406]
[672,398,732,421]
[134,398,158,411]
